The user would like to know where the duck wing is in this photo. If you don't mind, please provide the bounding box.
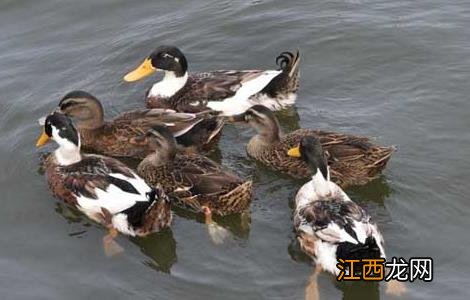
[60,154,150,214]
[175,154,242,196]
[297,198,371,245]
[114,109,208,137]
[189,70,265,100]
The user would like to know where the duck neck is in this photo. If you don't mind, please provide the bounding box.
[73,102,104,130]
[54,143,82,166]
[77,116,104,130]
[149,71,188,98]
[256,120,281,144]
[310,168,331,197]
[149,147,176,167]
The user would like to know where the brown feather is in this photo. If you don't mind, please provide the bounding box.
[137,153,252,216]
[247,128,394,188]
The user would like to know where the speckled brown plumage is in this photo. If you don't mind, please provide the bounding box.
[80,110,224,158]
[247,128,394,188]
[57,91,224,158]
[138,153,252,216]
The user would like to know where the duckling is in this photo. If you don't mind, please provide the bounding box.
[56,90,225,158]
[230,105,394,188]
[137,124,252,244]
[36,112,172,255]
[123,45,300,115]
[288,136,405,299]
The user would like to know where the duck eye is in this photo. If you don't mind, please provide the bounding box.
[162,53,173,59]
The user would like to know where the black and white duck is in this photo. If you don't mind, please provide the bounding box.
[124,45,300,115]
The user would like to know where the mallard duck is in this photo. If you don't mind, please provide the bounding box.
[230,105,394,188]
[36,112,172,255]
[137,124,252,244]
[123,45,300,116]
[55,90,225,158]
[289,136,405,299]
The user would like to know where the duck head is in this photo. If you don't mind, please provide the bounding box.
[36,112,82,165]
[230,105,281,143]
[287,136,328,180]
[144,124,178,165]
[124,45,188,81]
[58,90,104,129]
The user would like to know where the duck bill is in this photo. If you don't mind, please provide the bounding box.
[287,146,301,157]
[124,58,156,82]
[36,131,50,147]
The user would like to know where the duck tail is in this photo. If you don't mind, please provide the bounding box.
[204,115,226,145]
[219,180,253,215]
[336,236,383,274]
[175,114,225,150]
[258,50,300,107]
[125,186,172,234]
[261,50,301,96]
[372,145,396,170]
[277,50,301,81]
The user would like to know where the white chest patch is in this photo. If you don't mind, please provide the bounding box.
[148,72,188,98]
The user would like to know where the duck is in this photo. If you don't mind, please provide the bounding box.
[137,124,252,244]
[289,136,405,299]
[123,45,300,116]
[36,111,172,255]
[230,105,394,188]
[55,90,225,158]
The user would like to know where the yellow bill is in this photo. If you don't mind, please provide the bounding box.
[36,131,50,147]
[287,146,301,157]
[123,58,156,82]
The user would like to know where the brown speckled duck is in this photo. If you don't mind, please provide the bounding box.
[230,105,394,188]
[123,45,300,115]
[36,112,172,255]
[55,90,225,158]
[137,124,252,244]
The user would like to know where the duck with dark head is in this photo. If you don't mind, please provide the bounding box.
[124,45,300,116]
[36,111,172,256]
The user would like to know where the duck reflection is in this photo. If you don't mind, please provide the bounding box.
[54,202,178,273]
[336,281,380,300]
[172,206,251,241]
[347,176,392,205]
[130,228,177,273]
[289,237,381,300]
[275,106,302,132]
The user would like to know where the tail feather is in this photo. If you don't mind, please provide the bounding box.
[260,50,301,99]
[218,180,253,215]
[336,236,382,274]
[175,115,225,149]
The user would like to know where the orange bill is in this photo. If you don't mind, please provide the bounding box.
[123,58,156,82]
[36,131,50,147]
[287,145,301,157]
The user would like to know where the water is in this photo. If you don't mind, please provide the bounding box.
[1,0,469,299]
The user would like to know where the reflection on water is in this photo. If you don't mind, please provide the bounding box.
[288,236,382,300]
[172,206,251,241]
[131,229,177,274]
[55,202,178,272]
[337,281,380,300]
[347,176,392,205]
[275,106,302,132]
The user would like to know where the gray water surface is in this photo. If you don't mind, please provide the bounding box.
[0,0,469,299]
